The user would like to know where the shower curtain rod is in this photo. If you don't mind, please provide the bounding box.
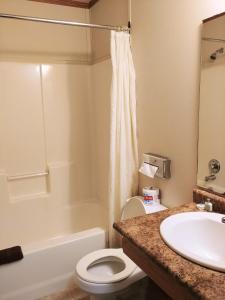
[0,12,129,32]
[202,37,225,43]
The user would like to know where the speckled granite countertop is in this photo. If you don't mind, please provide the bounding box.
[114,203,225,300]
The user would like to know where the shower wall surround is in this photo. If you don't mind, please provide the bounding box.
[90,60,111,205]
[0,0,129,249]
[0,62,98,248]
[0,1,96,249]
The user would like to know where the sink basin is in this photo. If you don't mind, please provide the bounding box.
[160,211,225,272]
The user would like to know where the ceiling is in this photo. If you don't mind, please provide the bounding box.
[30,0,99,9]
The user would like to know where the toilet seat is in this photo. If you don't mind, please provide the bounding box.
[76,248,137,284]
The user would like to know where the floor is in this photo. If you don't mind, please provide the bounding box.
[41,278,171,300]
[41,286,89,300]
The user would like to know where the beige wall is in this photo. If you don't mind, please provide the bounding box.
[131,0,225,207]
[0,0,129,64]
[90,0,129,62]
[0,0,91,63]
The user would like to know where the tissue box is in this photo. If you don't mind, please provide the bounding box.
[143,153,171,179]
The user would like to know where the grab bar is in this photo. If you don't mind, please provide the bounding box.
[7,171,49,181]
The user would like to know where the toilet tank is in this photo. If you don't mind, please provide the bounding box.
[121,196,167,221]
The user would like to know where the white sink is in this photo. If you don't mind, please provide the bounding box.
[160,212,225,272]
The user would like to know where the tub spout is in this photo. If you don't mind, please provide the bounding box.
[205,174,216,182]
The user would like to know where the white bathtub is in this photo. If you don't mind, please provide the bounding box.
[0,227,106,300]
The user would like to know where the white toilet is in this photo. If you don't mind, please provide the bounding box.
[75,196,167,300]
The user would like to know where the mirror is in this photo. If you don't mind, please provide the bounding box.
[198,12,225,195]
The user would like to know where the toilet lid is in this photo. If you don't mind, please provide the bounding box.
[76,248,137,284]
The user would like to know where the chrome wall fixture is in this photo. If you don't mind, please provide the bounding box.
[210,47,224,60]
[205,159,220,182]
[7,171,49,181]
[202,37,225,43]
[0,12,130,32]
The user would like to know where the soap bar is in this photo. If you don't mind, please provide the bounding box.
[0,246,23,265]
[196,203,205,211]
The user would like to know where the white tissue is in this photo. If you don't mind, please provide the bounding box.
[139,163,158,178]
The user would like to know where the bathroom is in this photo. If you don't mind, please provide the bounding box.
[1,0,225,299]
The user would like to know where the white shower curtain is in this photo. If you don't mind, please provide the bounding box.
[108,31,139,247]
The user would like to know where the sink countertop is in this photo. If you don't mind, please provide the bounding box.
[113,203,225,300]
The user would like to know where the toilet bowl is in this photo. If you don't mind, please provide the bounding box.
[75,248,146,299]
[75,197,167,299]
